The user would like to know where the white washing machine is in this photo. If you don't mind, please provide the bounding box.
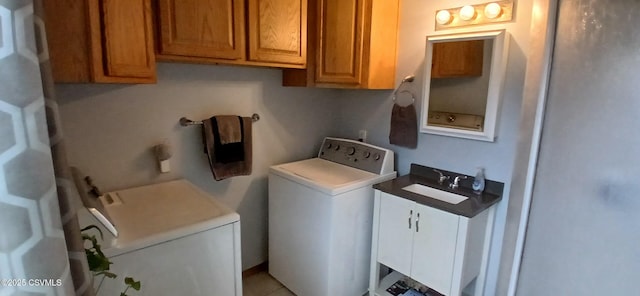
[269,137,396,296]
[77,179,242,296]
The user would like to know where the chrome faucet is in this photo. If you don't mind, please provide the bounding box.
[433,169,450,185]
[449,175,468,190]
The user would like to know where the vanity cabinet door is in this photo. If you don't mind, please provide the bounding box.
[248,0,307,65]
[411,203,459,295]
[431,40,484,78]
[158,0,246,60]
[375,192,459,295]
[376,192,415,276]
[371,190,492,296]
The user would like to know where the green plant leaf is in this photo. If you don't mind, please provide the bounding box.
[83,234,99,248]
[83,225,143,296]
[124,277,141,291]
[124,277,134,285]
[86,250,111,272]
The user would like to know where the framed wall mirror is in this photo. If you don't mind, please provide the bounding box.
[420,30,509,141]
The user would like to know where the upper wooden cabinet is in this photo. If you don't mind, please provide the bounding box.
[431,40,484,78]
[156,0,307,68]
[283,0,400,89]
[44,0,156,83]
[315,0,364,85]
[157,0,246,60]
[248,0,307,65]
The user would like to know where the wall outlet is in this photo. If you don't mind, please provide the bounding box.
[358,130,367,142]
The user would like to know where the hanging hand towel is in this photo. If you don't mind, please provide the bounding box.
[389,103,418,148]
[203,115,253,181]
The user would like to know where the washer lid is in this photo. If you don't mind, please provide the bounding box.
[100,179,239,257]
[270,158,394,195]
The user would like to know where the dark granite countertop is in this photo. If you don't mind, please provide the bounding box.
[373,164,504,218]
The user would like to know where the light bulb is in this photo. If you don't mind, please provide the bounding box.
[459,5,477,21]
[436,10,452,25]
[484,3,502,19]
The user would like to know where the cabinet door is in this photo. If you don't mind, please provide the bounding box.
[99,0,156,79]
[158,0,245,60]
[411,204,459,295]
[248,0,307,65]
[44,0,93,82]
[315,0,364,84]
[376,193,415,276]
[45,0,156,83]
[431,40,484,78]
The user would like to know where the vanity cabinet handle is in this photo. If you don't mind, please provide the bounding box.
[408,210,413,229]
[416,213,420,232]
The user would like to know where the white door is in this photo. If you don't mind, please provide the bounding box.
[517,0,640,294]
[411,204,459,295]
[376,192,415,275]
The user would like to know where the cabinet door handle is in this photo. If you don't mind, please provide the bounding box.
[408,210,413,229]
[416,213,420,232]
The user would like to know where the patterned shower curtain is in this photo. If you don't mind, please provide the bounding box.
[0,1,95,295]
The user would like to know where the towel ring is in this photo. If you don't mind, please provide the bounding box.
[392,90,416,104]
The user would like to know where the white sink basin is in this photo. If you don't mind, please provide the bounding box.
[402,184,468,204]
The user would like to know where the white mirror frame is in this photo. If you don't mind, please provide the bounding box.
[420,29,510,142]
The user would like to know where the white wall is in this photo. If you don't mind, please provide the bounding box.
[333,0,532,294]
[56,63,340,270]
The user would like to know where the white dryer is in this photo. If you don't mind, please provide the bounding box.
[269,137,396,296]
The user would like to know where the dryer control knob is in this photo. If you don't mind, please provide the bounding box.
[335,145,340,151]
[347,147,356,155]
[373,153,381,161]
[363,151,371,158]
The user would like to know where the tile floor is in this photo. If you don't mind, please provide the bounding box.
[243,271,295,296]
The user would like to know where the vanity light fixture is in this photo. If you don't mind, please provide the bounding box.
[436,10,452,25]
[436,9,451,25]
[484,2,503,19]
[434,0,513,30]
[459,5,477,21]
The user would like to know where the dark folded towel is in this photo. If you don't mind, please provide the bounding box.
[203,116,253,181]
[389,103,418,148]
[210,116,245,163]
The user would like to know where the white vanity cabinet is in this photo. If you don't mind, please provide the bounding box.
[370,191,493,296]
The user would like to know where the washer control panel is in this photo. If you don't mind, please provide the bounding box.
[318,137,394,174]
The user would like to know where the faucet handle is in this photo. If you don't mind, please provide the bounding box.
[450,175,468,189]
[454,175,468,183]
[433,169,450,184]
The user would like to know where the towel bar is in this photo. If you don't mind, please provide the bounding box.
[180,113,260,127]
